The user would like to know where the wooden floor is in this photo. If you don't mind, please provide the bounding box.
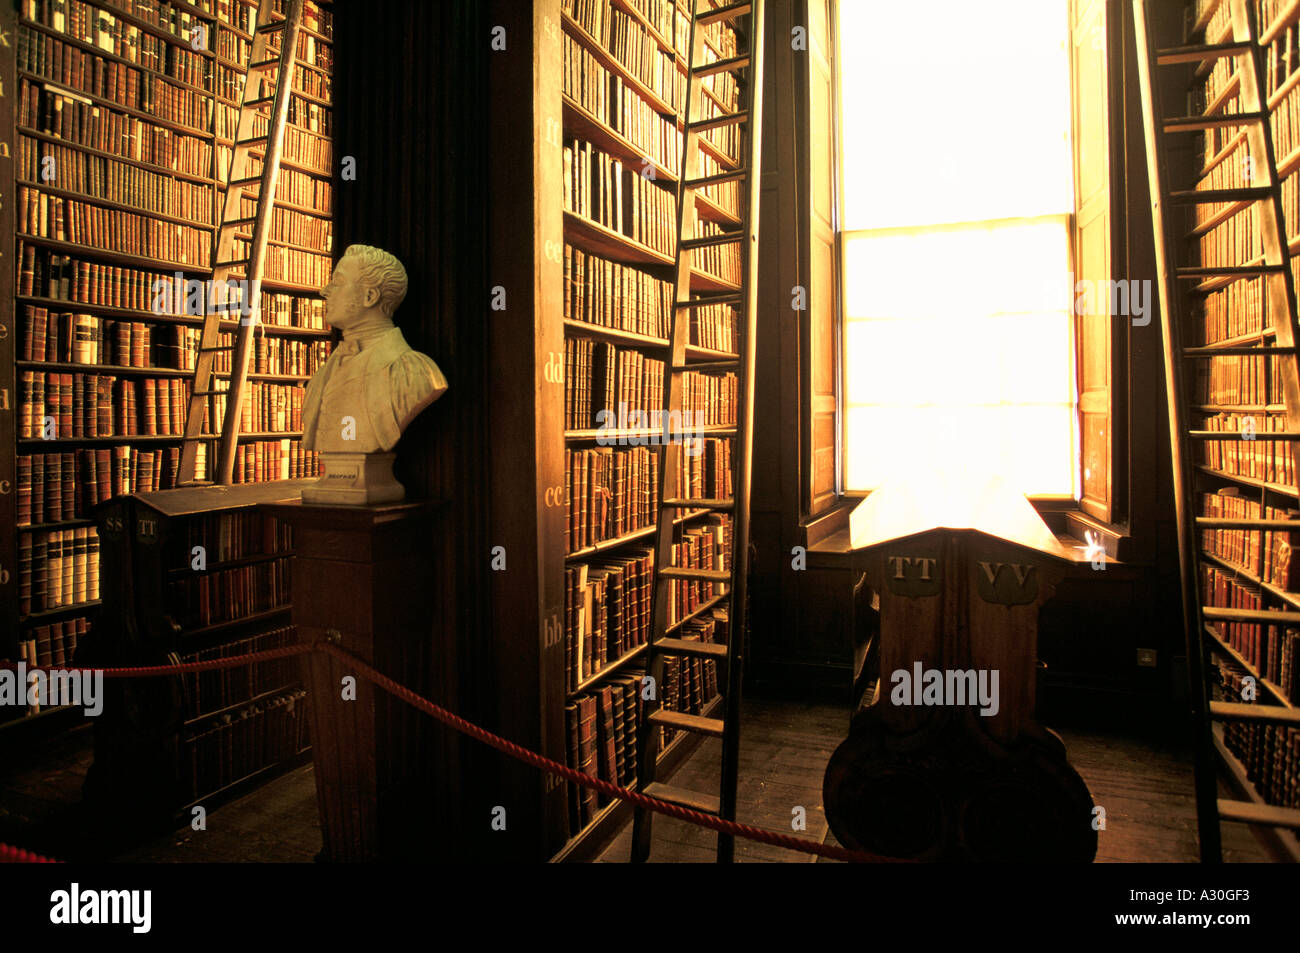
[0,694,1282,862]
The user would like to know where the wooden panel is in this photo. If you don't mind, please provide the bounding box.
[0,1,16,657]
[1072,0,1113,523]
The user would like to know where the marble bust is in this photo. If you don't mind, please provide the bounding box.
[301,244,447,504]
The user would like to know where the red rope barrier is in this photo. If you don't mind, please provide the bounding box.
[1,641,896,863]
[0,843,60,863]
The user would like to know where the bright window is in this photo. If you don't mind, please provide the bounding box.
[837,0,1079,497]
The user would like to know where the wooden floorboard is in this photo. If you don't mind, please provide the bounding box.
[0,694,1283,862]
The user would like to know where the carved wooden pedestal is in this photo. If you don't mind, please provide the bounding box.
[261,499,454,862]
[824,483,1097,862]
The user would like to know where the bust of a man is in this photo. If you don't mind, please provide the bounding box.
[301,245,447,503]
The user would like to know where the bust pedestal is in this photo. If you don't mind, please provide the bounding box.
[260,499,455,861]
[301,452,405,505]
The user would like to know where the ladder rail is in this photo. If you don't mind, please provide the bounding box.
[1135,0,1300,862]
[1133,0,1225,863]
[176,0,305,485]
[216,0,305,485]
[631,0,762,864]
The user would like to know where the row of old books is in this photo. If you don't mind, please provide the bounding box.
[19,369,192,437]
[1196,202,1262,271]
[181,509,292,563]
[225,439,320,484]
[23,0,204,64]
[690,299,737,353]
[233,118,332,175]
[182,688,309,800]
[206,381,307,435]
[179,625,300,721]
[23,0,210,91]
[20,185,211,265]
[1218,663,1300,808]
[565,551,653,690]
[235,197,331,254]
[18,526,102,615]
[17,446,182,525]
[20,29,215,133]
[696,150,740,219]
[17,305,326,373]
[565,675,642,833]
[242,161,333,216]
[564,244,673,340]
[20,243,196,311]
[170,554,291,628]
[565,337,665,430]
[667,516,731,626]
[1204,566,1300,702]
[564,137,677,257]
[1200,412,1297,486]
[1191,353,1284,406]
[567,445,659,554]
[562,32,682,176]
[230,238,331,288]
[1262,0,1299,94]
[20,134,214,224]
[562,0,685,113]
[1201,488,1299,589]
[678,437,733,501]
[1195,276,1268,344]
[23,617,88,668]
[660,617,724,746]
[690,214,742,286]
[19,78,214,178]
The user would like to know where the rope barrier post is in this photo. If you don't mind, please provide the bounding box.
[259,499,455,862]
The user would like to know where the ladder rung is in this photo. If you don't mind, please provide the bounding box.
[684,169,748,189]
[1164,111,1265,132]
[190,390,226,397]
[228,176,261,189]
[1202,605,1300,623]
[199,345,235,352]
[1183,345,1294,355]
[249,58,279,71]
[660,567,731,583]
[693,54,750,78]
[648,709,726,738]
[673,359,739,371]
[642,781,721,815]
[1169,186,1274,203]
[696,1,752,27]
[236,136,270,148]
[688,112,748,134]
[1156,41,1254,65]
[1208,700,1300,727]
[245,95,276,108]
[653,637,729,660]
[1187,430,1300,438]
[662,497,733,511]
[256,21,287,34]
[680,232,743,251]
[1216,798,1300,830]
[1196,517,1300,529]
[676,293,743,309]
[1176,264,1285,278]
[221,217,257,230]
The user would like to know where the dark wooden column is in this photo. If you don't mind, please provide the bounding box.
[263,500,452,862]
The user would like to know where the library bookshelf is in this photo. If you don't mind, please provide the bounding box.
[1,0,334,769]
[1183,0,1300,858]
[539,0,747,860]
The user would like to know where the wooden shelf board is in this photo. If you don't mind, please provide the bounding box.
[562,96,679,185]
[1211,725,1300,861]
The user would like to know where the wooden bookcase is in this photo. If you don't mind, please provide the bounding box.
[525,0,745,860]
[87,479,313,824]
[1,0,334,729]
[1185,0,1300,857]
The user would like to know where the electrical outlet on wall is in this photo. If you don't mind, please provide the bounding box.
[1136,648,1157,668]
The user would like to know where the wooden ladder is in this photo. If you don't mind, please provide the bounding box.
[177,0,305,485]
[1134,0,1300,862]
[631,0,764,864]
